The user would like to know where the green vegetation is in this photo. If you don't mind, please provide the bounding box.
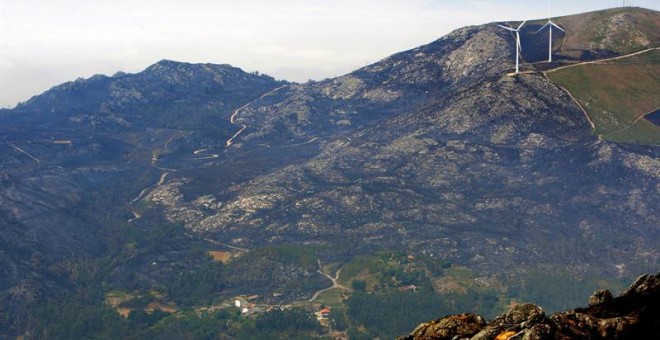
[25,239,633,339]
[22,215,332,338]
[346,288,502,339]
[223,245,326,297]
[338,251,450,292]
[347,291,446,339]
[330,253,503,338]
[352,279,367,292]
[547,49,660,144]
[30,298,322,340]
[250,308,323,339]
[167,262,225,306]
[140,309,238,340]
[29,298,133,340]
[15,207,636,340]
[314,288,347,312]
[335,254,632,338]
[142,307,322,340]
[509,267,627,312]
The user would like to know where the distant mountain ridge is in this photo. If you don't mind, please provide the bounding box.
[4,60,284,132]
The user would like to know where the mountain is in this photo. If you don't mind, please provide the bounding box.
[0,7,658,338]
[0,62,285,334]
[139,7,659,277]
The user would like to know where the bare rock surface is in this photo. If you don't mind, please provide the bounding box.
[399,273,660,340]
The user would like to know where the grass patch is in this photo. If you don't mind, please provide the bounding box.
[337,252,450,294]
[145,301,177,314]
[314,288,347,312]
[105,290,177,317]
[336,252,400,290]
[432,266,474,294]
[547,49,660,144]
[105,291,135,307]
[207,250,234,264]
[105,291,136,317]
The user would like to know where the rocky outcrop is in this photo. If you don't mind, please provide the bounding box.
[398,273,660,339]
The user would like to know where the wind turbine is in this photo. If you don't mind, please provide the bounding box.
[536,1,565,64]
[537,18,565,62]
[498,20,527,74]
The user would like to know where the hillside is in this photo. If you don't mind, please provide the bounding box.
[527,7,660,144]
[546,48,660,144]
[0,63,285,335]
[0,7,659,339]
[520,7,660,63]
[142,9,659,280]
[552,7,660,59]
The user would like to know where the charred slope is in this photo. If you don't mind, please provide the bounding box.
[0,61,284,331]
[148,11,660,282]
[517,7,660,64]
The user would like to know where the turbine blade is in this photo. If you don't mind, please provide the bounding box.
[498,24,516,31]
[536,22,551,33]
[551,23,566,32]
[517,19,528,30]
[517,32,522,51]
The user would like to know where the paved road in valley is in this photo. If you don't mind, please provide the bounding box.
[309,260,352,302]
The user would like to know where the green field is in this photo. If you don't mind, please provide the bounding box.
[546,49,660,144]
[313,288,346,312]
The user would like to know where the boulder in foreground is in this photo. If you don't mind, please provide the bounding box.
[399,273,660,340]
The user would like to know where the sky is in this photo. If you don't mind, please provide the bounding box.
[1,0,658,108]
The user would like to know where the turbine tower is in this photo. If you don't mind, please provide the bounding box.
[498,20,527,74]
[537,18,565,62]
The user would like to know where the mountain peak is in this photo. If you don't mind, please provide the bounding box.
[145,59,237,74]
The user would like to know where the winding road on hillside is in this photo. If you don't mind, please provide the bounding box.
[309,260,351,302]
[203,237,249,253]
[190,148,220,160]
[545,47,660,73]
[128,85,291,223]
[608,106,660,135]
[540,47,660,134]
[7,143,41,163]
[226,85,289,147]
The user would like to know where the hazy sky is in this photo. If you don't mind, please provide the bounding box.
[1,0,658,108]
